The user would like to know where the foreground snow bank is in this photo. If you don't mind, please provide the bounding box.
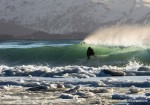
[0,76,149,105]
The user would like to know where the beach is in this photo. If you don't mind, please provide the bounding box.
[0,76,150,105]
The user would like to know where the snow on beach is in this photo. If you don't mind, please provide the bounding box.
[0,62,150,104]
[0,76,150,105]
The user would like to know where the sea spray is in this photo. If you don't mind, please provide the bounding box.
[84,25,150,46]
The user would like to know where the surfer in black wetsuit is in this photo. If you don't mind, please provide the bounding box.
[87,47,95,60]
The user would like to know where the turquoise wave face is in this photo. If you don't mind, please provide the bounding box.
[0,43,150,66]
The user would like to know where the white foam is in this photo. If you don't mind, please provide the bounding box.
[0,61,150,78]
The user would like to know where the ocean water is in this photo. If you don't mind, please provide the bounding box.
[0,40,150,67]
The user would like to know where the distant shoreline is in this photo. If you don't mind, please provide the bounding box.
[0,31,88,41]
[0,39,83,41]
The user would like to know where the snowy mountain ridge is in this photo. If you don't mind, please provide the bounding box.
[0,0,150,34]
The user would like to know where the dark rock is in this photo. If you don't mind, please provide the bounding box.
[65,86,81,93]
[102,69,125,76]
[59,93,74,99]
[145,93,150,96]
[26,86,49,91]
[137,67,150,71]
[2,70,15,76]
[57,84,65,88]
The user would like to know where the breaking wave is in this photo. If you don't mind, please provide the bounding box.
[0,43,150,66]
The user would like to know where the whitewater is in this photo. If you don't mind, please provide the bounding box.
[0,40,150,105]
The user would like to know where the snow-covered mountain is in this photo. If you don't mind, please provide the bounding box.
[0,0,150,34]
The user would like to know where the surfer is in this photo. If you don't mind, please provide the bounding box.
[87,47,95,60]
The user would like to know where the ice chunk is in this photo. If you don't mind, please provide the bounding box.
[59,93,74,99]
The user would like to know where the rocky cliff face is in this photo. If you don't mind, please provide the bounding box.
[0,0,150,34]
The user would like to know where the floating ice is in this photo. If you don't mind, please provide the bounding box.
[59,93,74,99]
[129,86,145,94]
